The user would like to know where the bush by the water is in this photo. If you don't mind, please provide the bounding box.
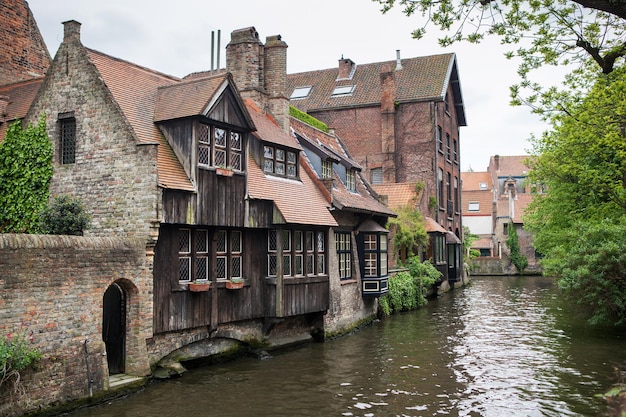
[379,257,441,316]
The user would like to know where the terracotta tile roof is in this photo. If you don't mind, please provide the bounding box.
[291,117,394,217]
[472,237,492,249]
[371,182,420,210]
[287,53,465,126]
[245,105,337,227]
[86,49,194,191]
[424,216,447,234]
[488,155,533,177]
[246,100,301,150]
[461,190,493,216]
[155,74,228,122]
[461,171,492,191]
[0,78,44,143]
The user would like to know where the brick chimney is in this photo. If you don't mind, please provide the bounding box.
[337,57,355,80]
[226,27,265,108]
[226,27,291,133]
[264,34,289,132]
[380,63,396,183]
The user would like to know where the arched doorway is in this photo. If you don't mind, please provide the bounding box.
[103,282,126,374]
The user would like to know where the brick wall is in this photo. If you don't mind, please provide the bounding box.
[0,0,51,84]
[0,234,151,416]
[24,22,160,239]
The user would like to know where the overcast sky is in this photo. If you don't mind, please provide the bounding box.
[27,0,562,171]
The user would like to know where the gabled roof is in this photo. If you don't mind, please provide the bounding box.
[154,73,255,129]
[287,53,466,126]
[0,77,44,143]
[86,49,194,191]
[245,104,336,227]
[291,117,395,218]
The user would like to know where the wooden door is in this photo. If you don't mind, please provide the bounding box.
[102,282,126,374]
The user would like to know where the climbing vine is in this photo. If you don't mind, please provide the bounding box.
[507,221,528,274]
[0,117,53,233]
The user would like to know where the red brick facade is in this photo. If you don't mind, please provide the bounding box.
[0,0,50,84]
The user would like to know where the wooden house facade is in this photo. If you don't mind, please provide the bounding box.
[17,18,394,378]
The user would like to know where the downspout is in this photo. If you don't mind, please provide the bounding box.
[433,102,439,223]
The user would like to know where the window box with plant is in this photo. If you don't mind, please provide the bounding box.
[215,165,234,177]
[188,280,211,292]
[225,277,244,289]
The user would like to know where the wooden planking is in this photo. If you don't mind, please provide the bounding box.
[196,170,246,226]
[282,277,329,316]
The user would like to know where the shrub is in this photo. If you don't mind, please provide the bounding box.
[40,195,91,235]
[379,257,441,316]
[0,329,42,400]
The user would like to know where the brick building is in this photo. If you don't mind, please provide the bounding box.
[287,52,467,283]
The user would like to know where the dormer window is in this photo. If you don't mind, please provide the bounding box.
[264,145,298,178]
[346,169,356,192]
[321,160,333,179]
[198,123,243,171]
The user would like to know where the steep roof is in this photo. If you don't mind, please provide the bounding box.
[86,49,194,191]
[291,117,395,217]
[372,182,420,210]
[488,155,532,177]
[461,171,492,191]
[287,53,466,126]
[0,77,44,143]
[245,103,337,227]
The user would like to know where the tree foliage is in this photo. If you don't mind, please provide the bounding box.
[0,118,53,233]
[374,0,625,112]
[40,195,91,236]
[387,205,428,257]
[525,66,626,325]
[506,221,528,273]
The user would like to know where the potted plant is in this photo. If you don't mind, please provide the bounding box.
[225,277,244,290]
[215,165,234,177]
[188,280,211,292]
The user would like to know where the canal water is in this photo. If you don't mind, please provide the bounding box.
[71,276,625,416]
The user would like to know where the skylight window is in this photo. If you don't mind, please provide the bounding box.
[479,182,488,190]
[290,86,312,99]
[332,85,355,96]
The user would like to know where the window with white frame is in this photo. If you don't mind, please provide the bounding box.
[291,86,312,99]
[362,233,388,277]
[346,169,356,192]
[321,160,333,179]
[335,232,352,280]
[264,145,298,178]
[468,201,480,211]
[197,123,243,171]
[268,229,326,277]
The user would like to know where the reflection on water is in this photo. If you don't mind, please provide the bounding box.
[70,276,624,417]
